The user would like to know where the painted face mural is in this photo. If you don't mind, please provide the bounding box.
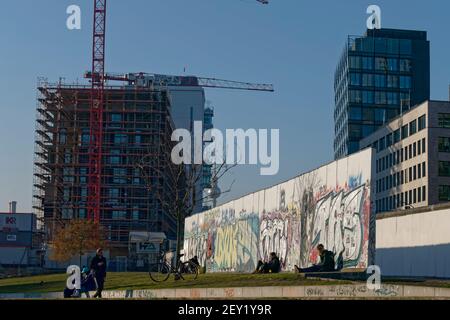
[183,149,375,272]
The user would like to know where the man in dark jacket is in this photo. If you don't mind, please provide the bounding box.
[90,248,107,298]
[294,244,335,273]
[254,252,281,274]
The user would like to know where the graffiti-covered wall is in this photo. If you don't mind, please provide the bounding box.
[184,149,375,272]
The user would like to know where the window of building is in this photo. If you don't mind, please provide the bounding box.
[422,162,426,177]
[401,125,409,139]
[111,113,122,122]
[405,146,408,161]
[387,75,398,88]
[401,170,404,184]
[404,191,408,205]
[374,108,386,122]
[62,208,73,219]
[438,114,450,128]
[362,91,374,104]
[438,186,450,201]
[350,73,361,85]
[81,132,90,145]
[394,129,400,143]
[350,90,362,103]
[379,137,386,151]
[110,155,120,165]
[109,188,120,199]
[114,134,128,144]
[349,56,361,69]
[374,74,386,88]
[362,74,374,86]
[413,165,417,180]
[409,190,412,205]
[400,59,412,72]
[112,210,126,220]
[399,76,411,89]
[375,57,387,70]
[59,129,67,145]
[387,92,399,105]
[362,57,373,70]
[387,58,398,71]
[399,39,412,54]
[418,163,422,179]
[132,209,140,220]
[79,209,86,219]
[375,92,387,104]
[386,134,393,147]
[409,167,412,182]
[418,188,422,203]
[400,148,404,162]
[422,138,426,153]
[409,120,417,135]
[418,140,421,155]
[417,115,426,131]
[349,107,362,120]
[439,161,450,177]
[363,108,374,121]
[422,186,426,202]
[400,93,411,110]
[438,137,450,152]
[362,125,374,137]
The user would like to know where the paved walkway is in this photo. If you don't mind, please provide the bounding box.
[1,283,450,299]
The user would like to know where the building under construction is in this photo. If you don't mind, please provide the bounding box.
[33,79,178,266]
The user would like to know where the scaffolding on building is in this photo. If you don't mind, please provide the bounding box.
[33,79,177,255]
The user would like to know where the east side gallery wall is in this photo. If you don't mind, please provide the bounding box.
[183,148,376,273]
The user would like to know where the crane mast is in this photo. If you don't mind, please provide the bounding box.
[87,0,107,223]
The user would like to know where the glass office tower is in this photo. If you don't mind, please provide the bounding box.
[334,29,430,159]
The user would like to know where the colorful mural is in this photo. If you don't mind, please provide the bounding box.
[183,149,375,272]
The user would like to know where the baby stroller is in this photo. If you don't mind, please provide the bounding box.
[63,267,97,298]
[80,267,97,298]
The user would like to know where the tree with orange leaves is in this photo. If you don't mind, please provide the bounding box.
[50,219,108,267]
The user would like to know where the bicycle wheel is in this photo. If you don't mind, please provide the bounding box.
[179,261,199,281]
[149,263,171,282]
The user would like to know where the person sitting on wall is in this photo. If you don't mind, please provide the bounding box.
[294,244,335,273]
[253,252,281,274]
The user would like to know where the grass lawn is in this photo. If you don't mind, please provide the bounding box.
[0,272,349,294]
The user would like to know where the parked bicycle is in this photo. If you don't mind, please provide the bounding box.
[149,251,199,282]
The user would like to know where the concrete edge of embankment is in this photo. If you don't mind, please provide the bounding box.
[1,283,450,299]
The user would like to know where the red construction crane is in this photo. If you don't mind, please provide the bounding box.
[86,0,270,223]
[87,0,106,222]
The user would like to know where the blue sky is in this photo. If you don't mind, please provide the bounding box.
[0,0,449,212]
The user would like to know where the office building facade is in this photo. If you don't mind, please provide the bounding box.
[334,28,430,159]
[360,100,450,213]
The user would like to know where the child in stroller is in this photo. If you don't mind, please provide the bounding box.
[64,266,97,298]
[80,266,97,298]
